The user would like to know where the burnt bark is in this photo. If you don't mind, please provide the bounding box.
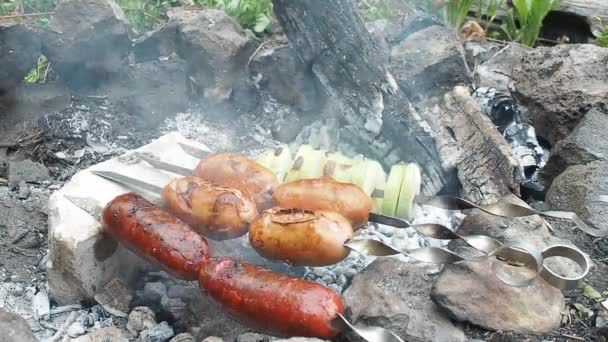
[271,0,448,194]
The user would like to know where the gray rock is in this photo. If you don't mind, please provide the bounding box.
[132,24,178,62]
[430,193,579,333]
[169,333,195,342]
[42,0,132,91]
[172,7,258,105]
[249,44,322,112]
[510,44,608,144]
[127,306,157,337]
[8,159,50,190]
[390,25,470,98]
[546,160,608,233]
[7,82,71,127]
[541,109,608,185]
[342,258,465,342]
[473,43,527,92]
[0,308,38,342]
[140,321,175,342]
[431,259,564,334]
[108,57,188,128]
[0,25,41,94]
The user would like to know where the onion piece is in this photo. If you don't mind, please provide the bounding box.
[323,152,355,183]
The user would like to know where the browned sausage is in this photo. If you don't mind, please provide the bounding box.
[101,193,211,280]
[161,177,257,240]
[192,152,279,211]
[198,257,344,338]
[249,208,353,266]
[274,177,372,229]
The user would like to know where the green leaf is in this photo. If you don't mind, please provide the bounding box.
[573,303,593,318]
[583,285,604,302]
[253,13,270,33]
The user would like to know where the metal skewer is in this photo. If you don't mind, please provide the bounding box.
[87,170,589,291]
[64,192,406,342]
[138,152,608,238]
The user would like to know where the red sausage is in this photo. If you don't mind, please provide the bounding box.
[198,257,344,338]
[102,192,211,280]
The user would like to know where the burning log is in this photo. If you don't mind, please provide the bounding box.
[271,0,448,195]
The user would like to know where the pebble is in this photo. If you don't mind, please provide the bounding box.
[127,306,157,337]
[17,181,31,199]
[140,321,174,342]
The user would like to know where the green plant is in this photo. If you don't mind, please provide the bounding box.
[24,55,49,84]
[501,0,560,46]
[475,0,504,31]
[188,0,272,33]
[593,26,608,47]
[116,0,181,32]
[440,0,477,29]
[0,0,55,26]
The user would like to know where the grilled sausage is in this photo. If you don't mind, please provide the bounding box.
[192,152,279,211]
[274,177,372,229]
[198,257,344,338]
[101,192,210,280]
[161,177,257,240]
[249,208,353,266]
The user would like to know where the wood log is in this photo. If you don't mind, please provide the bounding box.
[271,0,449,195]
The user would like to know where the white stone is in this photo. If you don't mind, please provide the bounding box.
[47,133,211,305]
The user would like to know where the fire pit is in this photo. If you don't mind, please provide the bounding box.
[1,0,608,341]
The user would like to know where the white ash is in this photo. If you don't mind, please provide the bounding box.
[303,204,464,293]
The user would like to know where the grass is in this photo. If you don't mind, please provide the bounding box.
[0,0,272,33]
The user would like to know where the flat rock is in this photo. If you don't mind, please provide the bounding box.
[431,193,581,333]
[46,133,210,305]
[510,44,608,144]
[390,25,470,98]
[42,0,132,91]
[541,109,608,185]
[8,159,50,190]
[342,258,465,342]
[431,259,564,334]
[546,160,608,233]
[0,308,38,342]
[0,25,41,94]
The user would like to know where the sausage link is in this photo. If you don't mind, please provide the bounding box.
[198,257,343,338]
[102,192,211,280]
[249,208,353,266]
[274,177,372,229]
[192,153,279,211]
[162,177,257,240]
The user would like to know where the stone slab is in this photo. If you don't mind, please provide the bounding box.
[47,132,210,305]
